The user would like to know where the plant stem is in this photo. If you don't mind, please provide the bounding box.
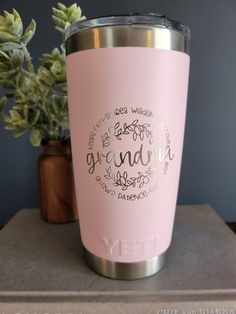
[22,45,35,74]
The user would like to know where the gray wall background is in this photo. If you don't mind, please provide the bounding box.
[0,0,236,226]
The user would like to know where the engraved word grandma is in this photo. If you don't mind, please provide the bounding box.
[86,144,174,174]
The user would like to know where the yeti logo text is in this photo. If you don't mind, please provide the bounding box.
[100,236,160,256]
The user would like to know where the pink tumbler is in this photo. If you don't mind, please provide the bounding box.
[65,14,190,279]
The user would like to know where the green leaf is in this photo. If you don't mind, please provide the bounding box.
[0,31,18,42]
[52,47,60,58]
[0,95,7,106]
[29,108,40,125]
[50,60,63,76]
[15,119,29,128]
[0,50,10,59]
[12,9,23,36]
[52,8,67,20]
[11,49,24,67]
[0,79,15,88]
[12,128,27,137]
[30,129,42,146]
[69,3,78,12]
[52,15,66,29]
[64,22,70,30]
[4,11,14,24]
[10,109,22,120]
[0,96,7,119]
[21,19,36,44]
[38,66,56,86]
[0,26,8,32]
[0,69,17,79]
[0,42,21,51]
[55,26,64,33]
[4,115,12,123]
[23,104,29,120]
[5,124,16,131]
[69,8,81,20]
[50,95,60,115]
[57,3,67,10]
[52,102,60,115]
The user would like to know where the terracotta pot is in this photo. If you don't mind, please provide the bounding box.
[38,139,78,223]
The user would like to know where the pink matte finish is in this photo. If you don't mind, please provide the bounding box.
[66,47,190,263]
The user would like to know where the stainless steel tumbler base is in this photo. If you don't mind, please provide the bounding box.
[84,247,168,280]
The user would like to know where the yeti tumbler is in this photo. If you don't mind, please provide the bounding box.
[65,14,190,279]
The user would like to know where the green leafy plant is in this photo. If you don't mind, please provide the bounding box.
[0,3,85,146]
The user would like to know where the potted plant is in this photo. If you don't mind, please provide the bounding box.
[0,3,85,223]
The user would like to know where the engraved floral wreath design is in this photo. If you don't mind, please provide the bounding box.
[104,166,156,191]
[101,119,155,191]
[101,119,153,148]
